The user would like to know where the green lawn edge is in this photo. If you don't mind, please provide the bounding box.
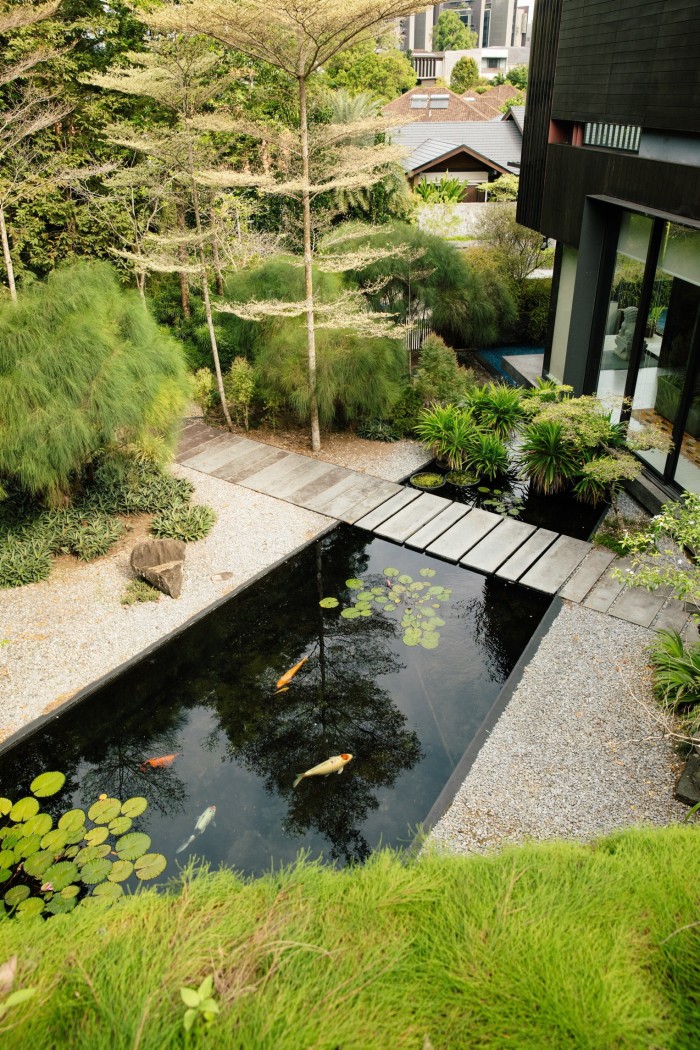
[1,826,698,1048]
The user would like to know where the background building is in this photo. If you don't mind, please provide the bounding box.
[517,0,700,497]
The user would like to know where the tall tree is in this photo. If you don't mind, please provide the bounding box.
[450,55,479,93]
[144,0,428,452]
[432,11,477,52]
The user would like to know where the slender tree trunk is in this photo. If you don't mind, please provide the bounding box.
[188,155,233,432]
[136,271,146,302]
[176,202,191,319]
[0,204,17,302]
[298,74,322,454]
[209,208,224,295]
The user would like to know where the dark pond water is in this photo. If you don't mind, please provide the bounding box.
[0,527,549,877]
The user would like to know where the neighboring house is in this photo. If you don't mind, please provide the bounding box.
[382,84,491,123]
[517,0,700,497]
[388,118,522,200]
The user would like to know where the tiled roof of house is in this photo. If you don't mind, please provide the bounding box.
[460,95,503,119]
[390,120,523,175]
[382,84,481,122]
[507,105,526,132]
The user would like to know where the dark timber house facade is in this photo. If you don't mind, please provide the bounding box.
[518,0,700,497]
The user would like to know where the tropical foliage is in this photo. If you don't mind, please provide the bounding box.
[321,36,417,101]
[414,174,465,204]
[613,493,700,605]
[648,629,700,735]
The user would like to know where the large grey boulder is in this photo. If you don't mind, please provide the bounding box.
[130,539,186,599]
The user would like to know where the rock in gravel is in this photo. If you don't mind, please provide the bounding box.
[141,560,184,599]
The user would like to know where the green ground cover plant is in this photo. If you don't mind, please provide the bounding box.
[614,493,700,606]
[0,828,698,1048]
[649,629,700,735]
[121,579,161,606]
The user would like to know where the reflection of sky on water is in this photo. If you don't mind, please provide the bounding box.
[0,527,549,876]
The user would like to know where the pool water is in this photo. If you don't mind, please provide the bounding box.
[474,346,544,386]
[0,527,549,876]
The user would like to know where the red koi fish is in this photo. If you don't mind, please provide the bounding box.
[276,656,308,691]
[140,753,180,771]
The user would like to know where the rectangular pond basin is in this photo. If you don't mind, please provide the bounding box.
[0,526,550,876]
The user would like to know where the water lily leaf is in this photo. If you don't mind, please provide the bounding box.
[121,797,148,819]
[30,772,65,798]
[63,846,79,859]
[10,797,40,822]
[61,884,80,899]
[398,574,413,584]
[383,567,399,577]
[391,584,406,594]
[80,858,113,885]
[319,597,339,608]
[353,599,372,609]
[0,849,15,870]
[0,870,10,883]
[409,582,425,591]
[92,881,123,900]
[0,798,12,816]
[345,578,363,589]
[43,861,79,891]
[402,627,422,647]
[419,568,436,577]
[340,607,360,619]
[75,845,111,866]
[426,616,446,629]
[84,826,109,846]
[108,860,134,882]
[41,829,68,852]
[4,886,30,908]
[477,486,490,493]
[16,834,42,859]
[371,588,385,595]
[44,895,76,915]
[507,509,520,516]
[22,850,54,878]
[88,798,121,824]
[21,813,52,838]
[108,816,132,836]
[115,832,151,861]
[16,897,44,919]
[428,586,444,596]
[359,608,372,617]
[420,632,440,650]
[134,853,167,881]
[355,591,374,602]
[59,809,85,832]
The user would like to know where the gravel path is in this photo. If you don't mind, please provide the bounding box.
[429,601,687,853]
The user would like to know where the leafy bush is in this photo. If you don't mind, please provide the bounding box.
[462,430,510,481]
[223,357,256,430]
[0,534,53,589]
[388,384,424,437]
[414,175,464,204]
[0,771,166,919]
[151,504,217,543]
[121,579,161,605]
[0,261,190,506]
[613,493,700,605]
[414,334,475,404]
[519,420,579,495]
[191,368,215,412]
[414,404,476,471]
[649,629,700,734]
[356,419,400,442]
[518,278,552,344]
[465,382,525,439]
[83,461,194,516]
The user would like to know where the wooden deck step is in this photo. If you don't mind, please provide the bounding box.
[461,518,536,574]
[180,436,248,472]
[405,503,469,551]
[373,492,451,544]
[518,535,591,594]
[426,508,501,563]
[213,443,288,483]
[354,488,421,532]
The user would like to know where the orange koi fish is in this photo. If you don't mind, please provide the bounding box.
[276,656,308,691]
[140,753,180,771]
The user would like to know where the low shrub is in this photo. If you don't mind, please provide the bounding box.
[83,461,194,516]
[191,369,215,412]
[121,578,161,606]
[0,534,53,589]
[356,419,400,443]
[465,382,526,440]
[223,357,256,430]
[413,334,476,405]
[462,430,510,481]
[151,504,217,543]
[388,384,423,437]
[649,629,700,734]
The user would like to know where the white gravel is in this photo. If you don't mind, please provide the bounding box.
[429,601,687,854]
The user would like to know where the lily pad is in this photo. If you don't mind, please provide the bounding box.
[134,852,167,881]
[75,844,111,866]
[17,897,45,919]
[45,895,76,915]
[4,885,30,908]
[398,574,413,585]
[345,578,363,589]
[419,567,437,577]
[340,607,361,619]
[10,797,40,822]
[16,833,42,859]
[22,850,54,879]
[0,798,12,816]
[30,772,66,798]
[420,632,440,650]
[0,870,10,884]
[21,813,52,838]
[319,597,339,609]
[41,829,68,853]
[92,881,123,900]
[0,849,14,870]
[425,616,446,629]
[383,567,399,577]
[61,884,81,899]
[88,798,121,824]
[371,588,385,595]
[115,831,151,861]
[409,582,425,591]
[59,809,86,832]
[80,858,113,885]
[108,816,132,836]
[359,608,372,617]
[402,627,422,647]
[121,797,148,819]
[43,861,79,891]
[108,860,134,882]
[84,826,109,846]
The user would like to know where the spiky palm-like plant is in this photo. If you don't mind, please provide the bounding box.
[649,629,700,733]
[466,383,526,440]
[463,430,510,482]
[414,404,476,471]
[519,420,579,495]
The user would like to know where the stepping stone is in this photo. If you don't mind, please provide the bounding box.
[303,474,393,520]
[374,493,451,544]
[215,443,288,483]
[426,508,501,563]
[180,436,247,472]
[208,438,273,477]
[558,548,616,603]
[608,586,669,628]
[652,598,691,634]
[176,422,222,457]
[405,502,469,551]
[461,518,535,574]
[583,558,630,613]
[354,488,421,532]
[238,452,317,496]
[518,535,591,594]
[496,528,558,582]
[338,480,402,524]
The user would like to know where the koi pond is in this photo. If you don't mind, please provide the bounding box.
[0,527,550,876]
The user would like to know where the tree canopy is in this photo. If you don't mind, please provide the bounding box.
[450,55,479,93]
[432,11,477,52]
[322,38,416,101]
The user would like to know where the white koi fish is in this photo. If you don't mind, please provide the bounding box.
[293,754,353,789]
[175,805,217,854]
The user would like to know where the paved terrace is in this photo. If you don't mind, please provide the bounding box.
[177,421,691,632]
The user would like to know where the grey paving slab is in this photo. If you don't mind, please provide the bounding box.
[341,480,405,524]
[651,598,692,634]
[495,528,558,582]
[177,424,225,458]
[373,493,451,543]
[583,558,630,613]
[180,436,249,472]
[241,453,334,500]
[286,463,351,506]
[426,508,501,563]
[214,443,289,483]
[354,488,422,532]
[460,518,535,574]
[208,438,271,477]
[518,535,591,594]
[558,548,617,603]
[608,586,669,628]
[405,502,469,551]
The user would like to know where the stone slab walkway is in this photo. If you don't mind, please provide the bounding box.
[177,421,691,631]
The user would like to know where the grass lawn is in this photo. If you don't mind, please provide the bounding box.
[1,826,698,1048]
